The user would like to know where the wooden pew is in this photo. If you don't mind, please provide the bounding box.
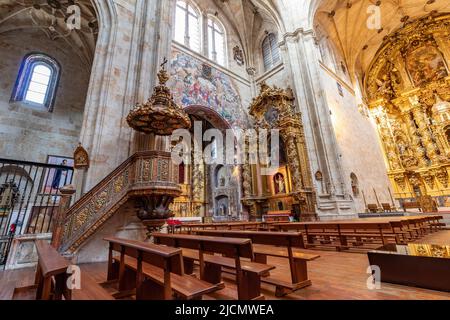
[427,215,446,232]
[152,233,275,300]
[0,281,16,300]
[367,204,380,213]
[403,201,421,212]
[104,237,218,300]
[195,230,320,297]
[274,221,400,251]
[337,222,400,249]
[381,203,393,212]
[15,240,72,300]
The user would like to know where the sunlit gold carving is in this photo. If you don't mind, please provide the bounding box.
[366,13,450,202]
[247,83,316,218]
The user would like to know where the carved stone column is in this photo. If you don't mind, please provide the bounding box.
[52,185,76,249]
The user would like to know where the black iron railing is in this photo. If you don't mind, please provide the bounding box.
[0,158,74,267]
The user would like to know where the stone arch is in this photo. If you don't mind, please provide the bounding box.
[184,105,232,130]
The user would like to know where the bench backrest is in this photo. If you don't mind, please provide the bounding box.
[35,240,70,278]
[105,237,184,275]
[274,223,306,232]
[338,222,393,231]
[152,233,254,259]
[196,230,305,248]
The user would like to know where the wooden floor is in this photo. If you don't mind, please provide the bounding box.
[2,230,450,300]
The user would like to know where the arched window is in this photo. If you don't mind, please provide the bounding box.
[262,33,280,71]
[208,17,226,66]
[174,0,201,53]
[25,65,52,105]
[11,53,60,111]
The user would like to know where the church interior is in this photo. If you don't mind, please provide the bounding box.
[0,0,449,301]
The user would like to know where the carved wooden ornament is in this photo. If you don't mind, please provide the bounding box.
[74,143,89,169]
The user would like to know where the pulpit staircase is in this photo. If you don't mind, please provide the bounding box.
[58,151,180,255]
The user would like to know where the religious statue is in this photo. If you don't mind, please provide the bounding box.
[274,173,286,194]
[233,45,244,66]
[375,74,393,98]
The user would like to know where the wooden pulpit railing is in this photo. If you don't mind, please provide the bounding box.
[58,151,179,254]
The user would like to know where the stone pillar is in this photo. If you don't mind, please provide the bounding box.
[279,30,350,213]
[80,0,176,191]
[51,185,76,249]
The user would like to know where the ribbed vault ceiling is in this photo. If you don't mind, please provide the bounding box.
[0,0,98,65]
[314,0,450,77]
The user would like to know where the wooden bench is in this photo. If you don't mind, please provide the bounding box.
[195,230,320,297]
[367,204,380,213]
[14,240,72,300]
[337,222,400,249]
[403,201,421,212]
[381,203,393,212]
[152,233,275,300]
[0,281,16,300]
[104,237,218,300]
[427,215,446,232]
[274,222,400,251]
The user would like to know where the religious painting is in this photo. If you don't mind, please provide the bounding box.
[274,173,286,194]
[169,49,249,128]
[406,46,448,87]
[41,155,74,194]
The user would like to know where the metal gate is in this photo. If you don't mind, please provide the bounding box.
[0,158,74,269]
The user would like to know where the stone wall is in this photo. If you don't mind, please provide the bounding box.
[319,67,395,211]
[0,31,91,163]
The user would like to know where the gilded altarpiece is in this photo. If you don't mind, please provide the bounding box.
[366,14,450,208]
[242,84,317,220]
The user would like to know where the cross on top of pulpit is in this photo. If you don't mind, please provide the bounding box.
[161,57,168,70]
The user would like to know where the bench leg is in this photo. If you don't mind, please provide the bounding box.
[202,262,222,285]
[107,260,120,282]
[254,253,270,277]
[118,268,137,292]
[35,266,43,300]
[183,257,195,275]
[137,279,167,300]
[40,277,52,300]
[53,274,66,300]
[238,271,264,300]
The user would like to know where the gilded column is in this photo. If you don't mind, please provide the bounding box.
[376,114,402,170]
[402,111,428,167]
[411,105,441,165]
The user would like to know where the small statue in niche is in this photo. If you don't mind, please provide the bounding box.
[375,73,394,98]
[233,45,244,66]
[274,173,286,194]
